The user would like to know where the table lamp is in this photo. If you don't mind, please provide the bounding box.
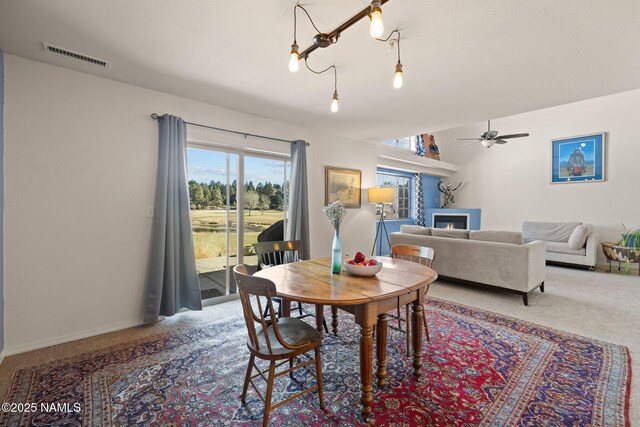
[368,187,395,255]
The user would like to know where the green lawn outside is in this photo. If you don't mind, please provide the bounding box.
[190,209,284,259]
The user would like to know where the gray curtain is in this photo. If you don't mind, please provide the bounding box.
[285,140,310,260]
[414,173,425,227]
[144,114,202,323]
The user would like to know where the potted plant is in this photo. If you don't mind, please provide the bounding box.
[602,224,640,274]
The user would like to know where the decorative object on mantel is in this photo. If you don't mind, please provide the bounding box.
[368,187,395,255]
[323,200,347,274]
[551,132,605,184]
[425,134,441,160]
[438,181,461,208]
[288,2,404,112]
[602,224,640,275]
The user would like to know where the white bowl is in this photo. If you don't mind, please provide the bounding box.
[343,261,383,276]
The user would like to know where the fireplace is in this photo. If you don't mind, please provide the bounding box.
[432,214,469,230]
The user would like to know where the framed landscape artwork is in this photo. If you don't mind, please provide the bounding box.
[325,166,362,208]
[551,132,605,184]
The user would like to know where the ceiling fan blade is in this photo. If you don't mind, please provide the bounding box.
[457,138,483,141]
[464,141,479,147]
[486,130,499,139]
[497,133,530,139]
[495,139,508,144]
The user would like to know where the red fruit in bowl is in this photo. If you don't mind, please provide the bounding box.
[368,259,378,266]
[347,260,356,265]
[354,252,366,263]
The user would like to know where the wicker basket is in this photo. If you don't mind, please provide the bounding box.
[601,242,640,263]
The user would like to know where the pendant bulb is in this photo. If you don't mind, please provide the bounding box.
[369,1,384,38]
[288,43,299,72]
[393,62,403,89]
[331,91,339,113]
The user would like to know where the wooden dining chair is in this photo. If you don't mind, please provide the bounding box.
[233,265,325,427]
[253,240,328,333]
[390,244,435,355]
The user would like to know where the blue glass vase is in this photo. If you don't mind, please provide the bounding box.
[331,230,342,274]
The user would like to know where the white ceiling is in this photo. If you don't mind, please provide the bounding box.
[1,0,640,143]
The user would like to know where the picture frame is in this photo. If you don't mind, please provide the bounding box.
[325,166,362,208]
[551,132,605,184]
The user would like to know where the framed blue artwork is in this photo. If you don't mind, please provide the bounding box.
[551,133,605,184]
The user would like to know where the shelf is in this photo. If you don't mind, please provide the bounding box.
[376,145,458,177]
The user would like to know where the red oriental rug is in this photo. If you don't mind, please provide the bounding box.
[0,297,631,426]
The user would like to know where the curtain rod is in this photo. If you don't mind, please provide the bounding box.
[150,113,309,146]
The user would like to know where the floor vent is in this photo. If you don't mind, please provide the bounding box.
[42,43,110,68]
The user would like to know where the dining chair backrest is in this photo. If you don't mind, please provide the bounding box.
[233,265,307,354]
[390,244,435,268]
[253,240,303,270]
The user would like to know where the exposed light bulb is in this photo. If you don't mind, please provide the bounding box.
[331,92,339,113]
[288,43,299,72]
[393,62,403,89]
[369,1,384,38]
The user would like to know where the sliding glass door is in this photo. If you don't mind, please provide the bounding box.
[187,147,238,300]
[242,156,291,270]
[187,147,290,301]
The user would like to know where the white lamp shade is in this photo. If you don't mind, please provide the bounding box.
[368,187,395,204]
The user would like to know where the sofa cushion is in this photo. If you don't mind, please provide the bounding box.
[400,225,431,235]
[522,221,582,243]
[545,241,587,256]
[431,228,470,239]
[469,230,523,245]
[568,224,593,249]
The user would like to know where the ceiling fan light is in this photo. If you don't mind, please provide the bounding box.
[288,43,300,72]
[481,139,494,148]
[331,91,339,113]
[393,62,403,89]
[369,1,384,38]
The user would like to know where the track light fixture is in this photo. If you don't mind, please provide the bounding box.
[289,43,299,72]
[369,0,384,38]
[288,1,404,112]
[377,29,403,89]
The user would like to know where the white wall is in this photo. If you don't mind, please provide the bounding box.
[3,54,377,354]
[434,89,640,264]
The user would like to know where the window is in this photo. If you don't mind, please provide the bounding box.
[382,136,417,152]
[376,172,411,220]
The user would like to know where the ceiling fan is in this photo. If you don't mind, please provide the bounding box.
[457,120,530,148]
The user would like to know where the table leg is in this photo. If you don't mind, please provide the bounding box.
[360,322,374,421]
[315,304,324,335]
[331,306,339,335]
[281,299,291,317]
[376,313,388,387]
[411,299,424,377]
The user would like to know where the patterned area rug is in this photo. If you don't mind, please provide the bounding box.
[0,298,631,426]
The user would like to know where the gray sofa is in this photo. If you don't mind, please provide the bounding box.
[522,221,599,269]
[390,225,546,305]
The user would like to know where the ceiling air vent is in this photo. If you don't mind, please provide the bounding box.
[42,43,111,68]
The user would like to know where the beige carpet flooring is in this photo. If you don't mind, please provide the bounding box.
[0,265,637,424]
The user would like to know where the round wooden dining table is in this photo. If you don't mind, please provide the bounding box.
[254,256,438,421]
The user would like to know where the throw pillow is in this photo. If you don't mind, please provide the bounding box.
[431,228,470,239]
[469,230,523,245]
[400,225,431,235]
[568,224,592,249]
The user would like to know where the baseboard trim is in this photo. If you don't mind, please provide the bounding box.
[2,320,144,357]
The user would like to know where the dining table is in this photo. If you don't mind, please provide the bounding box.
[253,256,438,421]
